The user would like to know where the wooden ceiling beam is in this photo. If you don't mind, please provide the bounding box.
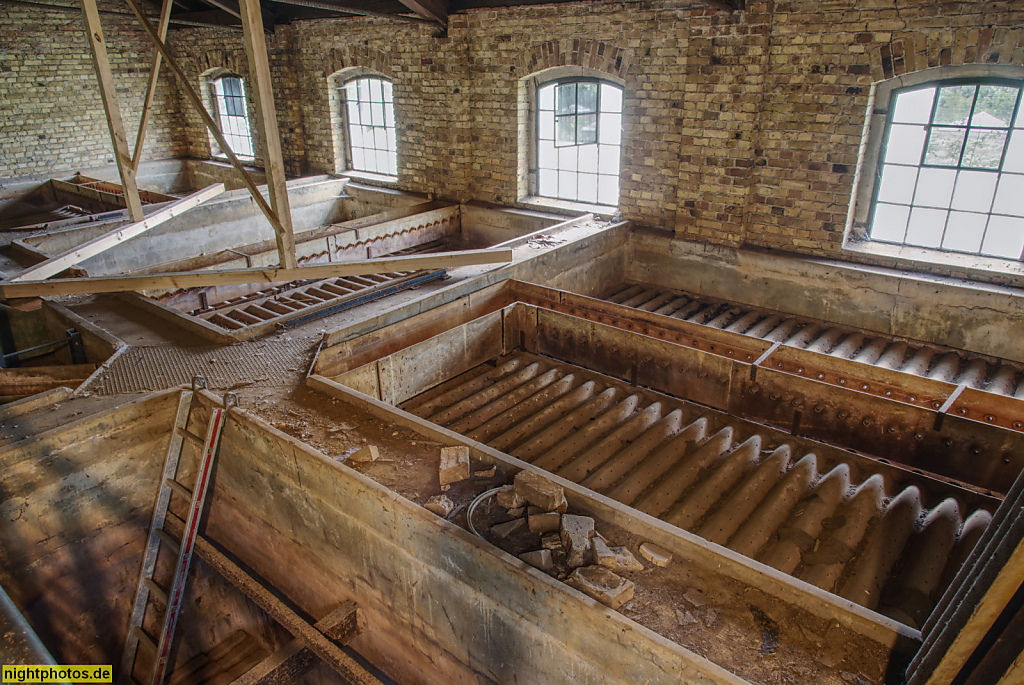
[395,0,445,26]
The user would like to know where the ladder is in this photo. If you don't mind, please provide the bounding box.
[119,378,237,685]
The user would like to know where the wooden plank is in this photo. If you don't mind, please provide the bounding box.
[130,0,173,173]
[0,248,513,298]
[395,0,446,25]
[238,0,297,270]
[79,0,144,222]
[9,184,225,283]
[163,515,379,685]
[123,0,291,259]
[231,602,363,685]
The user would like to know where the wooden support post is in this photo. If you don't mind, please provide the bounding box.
[130,0,173,173]
[10,184,225,283]
[237,0,297,269]
[0,247,514,298]
[124,0,292,262]
[231,602,363,685]
[79,0,145,222]
[163,515,379,685]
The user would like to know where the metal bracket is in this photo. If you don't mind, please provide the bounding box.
[934,383,968,432]
[192,376,209,392]
[223,392,239,410]
[750,340,781,382]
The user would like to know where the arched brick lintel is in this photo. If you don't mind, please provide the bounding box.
[867,27,1024,83]
[511,39,633,81]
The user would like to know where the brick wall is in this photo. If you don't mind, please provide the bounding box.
[2,0,1023,262]
[0,0,183,179]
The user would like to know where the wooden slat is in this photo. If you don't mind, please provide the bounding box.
[163,515,379,685]
[130,0,173,172]
[9,184,225,283]
[231,602,363,685]
[0,248,514,298]
[238,0,297,270]
[79,0,144,222]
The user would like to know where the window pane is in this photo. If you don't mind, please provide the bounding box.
[357,78,370,102]
[371,102,384,127]
[577,113,598,145]
[559,145,578,172]
[539,111,554,140]
[1004,131,1024,172]
[962,129,1008,169]
[578,144,598,170]
[382,80,393,102]
[347,99,359,124]
[538,140,557,169]
[599,113,622,146]
[384,102,395,128]
[376,149,389,174]
[905,206,947,248]
[914,167,957,208]
[942,211,986,253]
[885,124,927,164]
[876,164,918,204]
[972,86,1018,127]
[369,80,382,103]
[951,170,998,212]
[578,173,598,203]
[386,128,397,153]
[556,83,576,115]
[934,85,976,125]
[539,84,555,111]
[892,87,935,124]
[870,203,911,243]
[345,81,358,100]
[556,116,576,146]
[359,102,372,125]
[352,147,365,170]
[598,174,619,206]
[577,83,598,113]
[538,168,557,196]
[924,128,966,166]
[599,145,620,175]
[387,150,397,176]
[558,170,577,200]
[981,215,1024,259]
[601,83,623,113]
[993,174,1024,217]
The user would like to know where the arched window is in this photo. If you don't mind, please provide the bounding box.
[858,73,1024,262]
[534,78,623,206]
[210,74,254,160]
[337,76,397,177]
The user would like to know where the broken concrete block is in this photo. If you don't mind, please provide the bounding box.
[424,494,453,517]
[507,507,525,518]
[639,542,673,567]
[514,470,567,513]
[474,466,497,478]
[560,514,595,568]
[348,445,379,463]
[495,485,526,509]
[541,533,562,550]
[519,549,553,571]
[594,540,644,572]
[528,507,560,533]
[491,518,526,539]
[439,445,470,487]
[567,566,635,610]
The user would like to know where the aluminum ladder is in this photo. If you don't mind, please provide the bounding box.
[118,378,237,685]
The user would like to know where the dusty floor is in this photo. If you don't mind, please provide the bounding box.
[239,384,896,685]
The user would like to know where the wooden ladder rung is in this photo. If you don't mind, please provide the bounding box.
[165,477,193,502]
[132,627,157,653]
[143,578,168,605]
[176,426,204,446]
[154,528,181,555]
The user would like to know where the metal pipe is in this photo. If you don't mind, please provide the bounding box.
[269,0,432,25]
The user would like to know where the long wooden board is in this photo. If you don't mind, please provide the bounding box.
[9,184,225,283]
[0,248,513,298]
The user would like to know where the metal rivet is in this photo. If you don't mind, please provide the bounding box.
[959,408,967,415]
[915,433,924,441]
[838,411,848,419]
[1015,422,1023,429]
[770,393,779,401]
[985,415,995,422]
[862,417,873,426]
[934,402,942,409]
[887,425,897,433]
[861,384,868,390]
[839,379,847,385]
[797,367,803,373]
[817,373,824,379]
[885,390,891,396]
[944,440,953,447]
[814,405,824,413]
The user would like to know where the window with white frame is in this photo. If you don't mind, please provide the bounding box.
[869,79,1024,260]
[535,79,623,206]
[211,75,254,160]
[341,76,397,177]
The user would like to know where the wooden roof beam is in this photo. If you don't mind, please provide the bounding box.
[395,0,445,27]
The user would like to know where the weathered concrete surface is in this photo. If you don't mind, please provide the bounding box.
[628,231,1024,364]
[203,398,747,685]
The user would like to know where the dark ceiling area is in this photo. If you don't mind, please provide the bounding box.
[157,0,744,33]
